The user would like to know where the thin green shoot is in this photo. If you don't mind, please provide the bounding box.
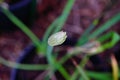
[70,56,90,80]
[59,31,120,80]
[86,71,112,80]
[77,13,120,46]
[76,19,99,46]
[43,0,75,43]
[0,56,48,70]
[89,13,120,39]
[111,54,119,80]
[46,45,70,80]
[53,0,75,33]
[43,17,61,43]
[96,32,120,54]
[71,58,90,80]
[1,7,43,53]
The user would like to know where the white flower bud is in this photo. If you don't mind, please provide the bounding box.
[48,31,67,46]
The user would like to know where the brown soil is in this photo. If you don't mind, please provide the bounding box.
[0,0,120,80]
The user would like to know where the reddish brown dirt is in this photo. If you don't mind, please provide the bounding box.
[0,0,120,80]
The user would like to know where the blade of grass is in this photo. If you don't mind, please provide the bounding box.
[70,70,79,80]
[43,0,75,42]
[46,45,70,80]
[86,71,112,80]
[1,7,43,53]
[61,32,120,80]
[53,0,75,33]
[71,69,120,80]
[89,13,120,39]
[96,32,120,54]
[43,17,61,42]
[0,56,48,70]
[71,58,90,80]
[97,31,120,45]
[59,50,84,64]
[71,56,90,80]
[54,60,70,80]
[74,13,120,79]
[60,32,120,64]
[80,56,89,68]
[101,32,120,44]
[46,46,54,65]
[111,54,119,80]
[97,31,114,43]
[76,19,99,46]
[75,66,90,80]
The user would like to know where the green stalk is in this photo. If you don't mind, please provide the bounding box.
[46,45,54,71]
[76,19,99,46]
[43,0,75,42]
[96,32,120,54]
[80,56,89,68]
[0,56,48,70]
[43,17,61,42]
[1,7,42,52]
[89,13,120,39]
[87,71,112,80]
[74,62,90,80]
[75,65,90,80]
[53,0,75,33]
[46,45,70,80]
[71,56,90,80]
[111,54,119,80]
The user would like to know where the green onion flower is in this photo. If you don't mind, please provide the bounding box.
[48,31,67,46]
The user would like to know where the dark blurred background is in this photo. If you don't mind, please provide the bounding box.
[0,0,120,80]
